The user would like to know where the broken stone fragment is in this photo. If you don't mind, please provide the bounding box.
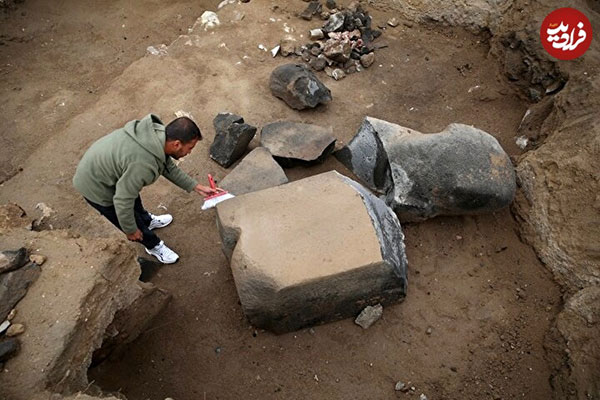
[260,121,336,167]
[269,63,332,110]
[29,254,46,266]
[325,0,336,9]
[0,248,27,274]
[215,171,408,333]
[309,44,322,56]
[300,0,321,20]
[322,39,351,63]
[219,147,288,196]
[6,323,25,337]
[309,56,327,71]
[322,12,345,33]
[0,262,41,322]
[309,28,325,40]
[360,26,382,45]
[209,112,257,168]
[335,117,516,221]
[325,67,346,80]
[355,304,383,329]
[301,49,312,62]
[199,11,220,30]
[387,17,399,27]
[360,52,375,68]
[280,36,297,56]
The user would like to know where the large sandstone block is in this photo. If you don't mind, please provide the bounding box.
[216,171,407,333]
[336,117,516,221]
[260,121,336,167]
[219,147,288,196]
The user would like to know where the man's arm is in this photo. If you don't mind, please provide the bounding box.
[113,162,156,235]
[162,157,198,192]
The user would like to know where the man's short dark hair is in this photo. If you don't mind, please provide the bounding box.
[165,117,202,143]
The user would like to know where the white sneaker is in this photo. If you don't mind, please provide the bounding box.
[148,213,173,230]
[145,241,179,264]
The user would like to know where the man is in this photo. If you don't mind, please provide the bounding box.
[73,114,217,264]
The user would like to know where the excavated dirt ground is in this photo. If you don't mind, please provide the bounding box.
[0,1,565,399]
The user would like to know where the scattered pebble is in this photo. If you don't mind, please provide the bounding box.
[419,394,428,400]
[354,304,383,329]
[200,11,220,30]
[516,136,528,149]
[29,254,46,265]
[394,381,406,391]
[426,327,433,335]
[387,17,399,27]
[6,323,25,337]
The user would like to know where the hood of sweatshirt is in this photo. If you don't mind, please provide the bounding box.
[123,114,166,164]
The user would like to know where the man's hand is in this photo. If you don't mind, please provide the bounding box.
[126,229,143,242]
[194,183,221,198]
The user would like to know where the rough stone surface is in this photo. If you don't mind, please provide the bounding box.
[210,112,257,168]
[0,262,41,322]
[545,286,600,400]
[29,254,46,265]
[0,203,29,233]
[355,304,383,329]
[0,248,28,274]
[269,63,332,110]
[300,0,321,21]
[309,28,325,40]
[322,12,345,32]
[280,36,297,56]
[260,121,336,167]
[309,56,327,71]
[215,171,407,333]
[360,52,375,68]
[0,225,156,399]
[373,0,512,32]
[219,147,288,196]
[323,39,352,63]
[336,117,516,221]
[513,77,600,293]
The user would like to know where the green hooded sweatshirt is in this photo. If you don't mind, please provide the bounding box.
[73,114,198,234]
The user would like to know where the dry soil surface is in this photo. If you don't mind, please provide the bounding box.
[0,1,563,399]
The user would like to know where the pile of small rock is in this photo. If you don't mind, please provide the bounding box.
[278,0,383,80]
[0,247,41,365]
